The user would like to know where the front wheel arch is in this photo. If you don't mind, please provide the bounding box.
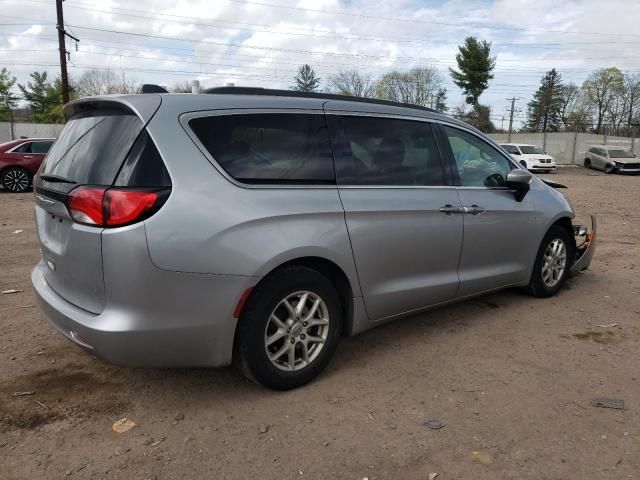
[520,160,528,169]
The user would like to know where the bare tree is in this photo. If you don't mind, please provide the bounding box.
[375,66,446,111]
[582,67,625,133]
[327,70,376,97]
[75,69,140,97]
[623,73,640,130]
[560,83,580,128]
[171,81,195,93]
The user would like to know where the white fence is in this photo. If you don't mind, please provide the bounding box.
[0,122,64,142]
[489,132,639,165]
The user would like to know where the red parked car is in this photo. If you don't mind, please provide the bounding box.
[0,137,55,192]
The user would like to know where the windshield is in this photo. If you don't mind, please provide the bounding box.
[519,145,544,155]
[608,149,634,158]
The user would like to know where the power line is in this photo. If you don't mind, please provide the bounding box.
[39,0,640,48]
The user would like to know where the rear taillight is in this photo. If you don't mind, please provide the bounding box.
[67,186,169,227]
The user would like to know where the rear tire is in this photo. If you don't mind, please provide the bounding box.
[1,167,31,192]
[526,226,573,298]
[234,266,343,390]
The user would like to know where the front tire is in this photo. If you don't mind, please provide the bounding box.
[527,226,573,298]
[584,158,591,169]
[1,167,31,192]
[605,163,616,174]
[234,266,343,390]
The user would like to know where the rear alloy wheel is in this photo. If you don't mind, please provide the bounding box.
[234,266,342,390]
[1,167,31,193]
[527,226,573,298]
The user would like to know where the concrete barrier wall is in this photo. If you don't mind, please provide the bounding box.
[2,122,637,166]
[0,123,64,142]
[489,132,639,165]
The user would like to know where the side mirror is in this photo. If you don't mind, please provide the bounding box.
[506,169,532,202]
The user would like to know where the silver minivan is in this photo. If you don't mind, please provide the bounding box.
[32,88,596,390]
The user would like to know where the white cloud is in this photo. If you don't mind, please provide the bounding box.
[0,0,638,125]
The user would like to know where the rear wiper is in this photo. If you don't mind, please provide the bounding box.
[38,174,76,184]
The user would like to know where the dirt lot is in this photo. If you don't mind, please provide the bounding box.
[1,167,639,480]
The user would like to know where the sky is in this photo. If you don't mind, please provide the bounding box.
[1,0,640,127]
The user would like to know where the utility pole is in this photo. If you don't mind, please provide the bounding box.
[500,115,505,131]
[506,97,518,142]
[55,0,79,104]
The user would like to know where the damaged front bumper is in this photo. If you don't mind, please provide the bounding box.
[569,215,597,276]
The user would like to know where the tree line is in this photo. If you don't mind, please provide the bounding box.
[526,67,640,135]
[1,34,638,136]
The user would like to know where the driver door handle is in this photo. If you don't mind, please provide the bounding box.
[23,155,34,159]
[439,204,464,215]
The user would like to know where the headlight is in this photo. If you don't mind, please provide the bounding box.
[615,162,624,167]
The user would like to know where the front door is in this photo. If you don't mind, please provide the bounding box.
[439,124,539,298]
[326,111,463,321]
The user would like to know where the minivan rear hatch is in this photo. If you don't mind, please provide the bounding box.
[34,99,160,313]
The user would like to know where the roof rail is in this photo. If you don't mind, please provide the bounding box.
[203,86,438,114]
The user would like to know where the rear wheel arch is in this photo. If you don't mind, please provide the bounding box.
[240,256,354,337]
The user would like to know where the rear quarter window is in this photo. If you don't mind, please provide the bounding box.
[188,113,335,184]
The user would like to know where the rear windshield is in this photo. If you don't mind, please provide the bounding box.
[518,145,544,155]
[39,109,143,189]
[608,149,634,158]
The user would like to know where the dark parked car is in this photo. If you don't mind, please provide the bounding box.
[0,137,55,192]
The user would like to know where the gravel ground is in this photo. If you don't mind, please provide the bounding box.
[1,167,639,480]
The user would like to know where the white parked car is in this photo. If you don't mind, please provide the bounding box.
[500,144,556,173]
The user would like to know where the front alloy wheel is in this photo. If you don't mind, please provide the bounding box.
[541,239,567,288]
[1,167,31,192]
[527,225,573,298]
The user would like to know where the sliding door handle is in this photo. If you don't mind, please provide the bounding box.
[439,204,463,215]
[462,205,485,215]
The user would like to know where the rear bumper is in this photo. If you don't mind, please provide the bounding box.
[32,262,256,367]
[569,215,596,276]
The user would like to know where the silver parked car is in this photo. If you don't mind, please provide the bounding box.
[584,145,640,174]
[32,88,596,390]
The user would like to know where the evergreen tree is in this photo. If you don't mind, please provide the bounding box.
[449,37,496,105]
[19,71,52,115]
[292,64,321,92]
[0,68,18,123]
[526,69,565,132]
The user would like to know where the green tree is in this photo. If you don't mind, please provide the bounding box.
[0,68,18,124]
[18,72,72,123]
[449,37,496,105]
[467,104,495,133]
[19,71,51,115]
[433,88,447,113]
[292,64,321,92]
[526,69,565,132]
[582,67,625,133]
